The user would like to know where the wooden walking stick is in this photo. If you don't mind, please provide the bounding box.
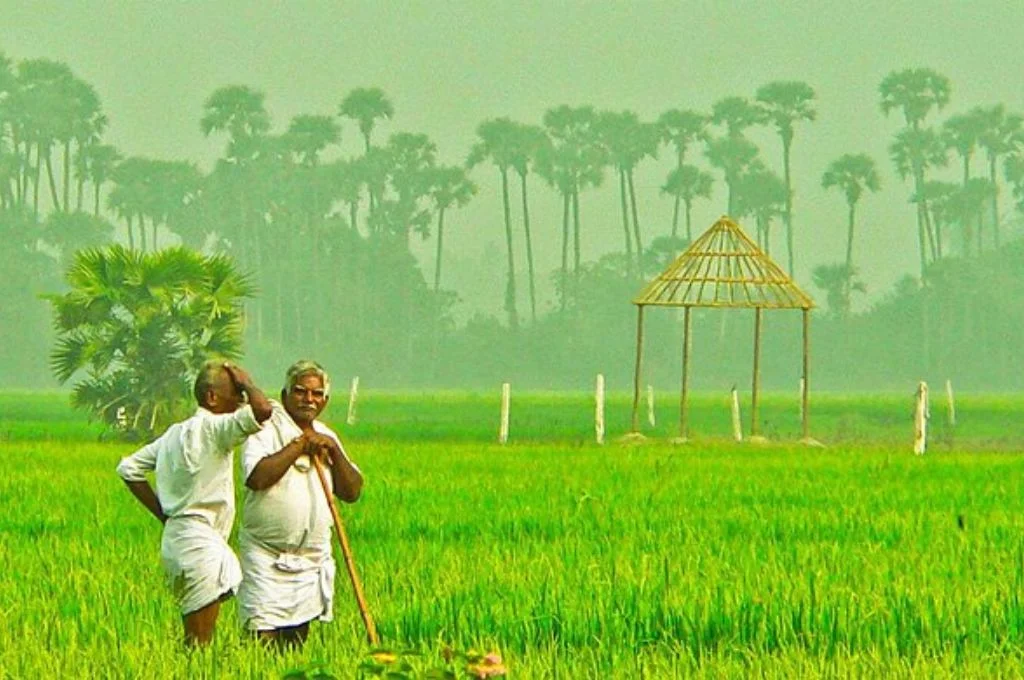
[312,452,379,646]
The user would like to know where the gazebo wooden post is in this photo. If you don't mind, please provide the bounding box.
[679,306,691,439]
[630,305,645,432]
[801,307,810,439]
[751,307,762,437]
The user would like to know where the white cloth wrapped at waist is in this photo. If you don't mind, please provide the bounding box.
[238,534,335,631]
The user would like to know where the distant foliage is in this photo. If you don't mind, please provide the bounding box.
[46,245,253,438]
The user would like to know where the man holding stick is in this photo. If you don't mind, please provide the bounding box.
[116,360,272,646]
[238,360,364,647]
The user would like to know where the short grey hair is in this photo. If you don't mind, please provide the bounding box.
[284,359,331,397]
[193,359,225,406]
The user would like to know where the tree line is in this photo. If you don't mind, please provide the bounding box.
[2,51,1024,394]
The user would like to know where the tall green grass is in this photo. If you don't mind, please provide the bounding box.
[1,391,1024,677]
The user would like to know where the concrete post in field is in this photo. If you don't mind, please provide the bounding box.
[799,377,806,422]
[346,376,360,426]
[731,386,743,442]
[646,385,656,428]
[913,381,929,455]
[946,379,956,427]
[595,374,605,445]
[499,382,511,444]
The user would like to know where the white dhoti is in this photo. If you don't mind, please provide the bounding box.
[237,534,335,631]
[160,517,241,615]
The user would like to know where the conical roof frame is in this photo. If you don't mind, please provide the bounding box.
[633,216,814,309]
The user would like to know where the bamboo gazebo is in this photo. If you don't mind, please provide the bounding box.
[629,216,816,442]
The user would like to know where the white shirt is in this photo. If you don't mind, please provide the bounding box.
[240,401,358,552]
[116,405,261,536]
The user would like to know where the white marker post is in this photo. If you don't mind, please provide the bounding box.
[647,385,656,428]
[731,386,743,442]
[595,374,605,445]
[346,376,360,426]
[499,382,511,445]
[913,381,929,455]
[946,379,955,427]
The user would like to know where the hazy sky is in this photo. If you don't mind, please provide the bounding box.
[4,1,1023,318]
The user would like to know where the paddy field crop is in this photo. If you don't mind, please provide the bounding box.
[2,390,1024,678]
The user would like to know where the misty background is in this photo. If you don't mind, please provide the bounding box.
[2,1,1024,396]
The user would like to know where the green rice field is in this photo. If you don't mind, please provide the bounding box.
[3,390,1024,678]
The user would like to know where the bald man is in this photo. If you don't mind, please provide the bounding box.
[116,361,272,646]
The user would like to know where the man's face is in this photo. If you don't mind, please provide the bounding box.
[283,373,328,425]
[206,368,244,414]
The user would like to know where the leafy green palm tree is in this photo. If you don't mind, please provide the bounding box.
[946,178,994,256]
[821,153,881,271]
[705,134,759,216]
[711,96,765,138]
[78,143,121,217]
[661,164,713,242]
[339,87,395,154]
[426,166,476,291]
[41,210,114,262]
[879,68,952,130]
[468,118,520,330]
[598,110,660,278]
[1006,153,1024,214]
[756,81,816,275]
[916,180,957,258]
[735,163,786,254]
[942,109,987,185]
[47,245,254,437]
[284,114,340,167]
[657,109,707,239]
[811,262,865,320]
[509,123,548,321]
[200,85,271,161]
[977,104,1023,247]
[889,127,948,275]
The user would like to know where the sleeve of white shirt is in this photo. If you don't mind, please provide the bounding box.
[116,439,160,482]
[205,404,262,453]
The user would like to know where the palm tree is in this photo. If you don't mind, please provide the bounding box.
[14,58,75,215]
[78,143,120,217]
[200,85,271,161]
[661,164,713,242]
[916,180,958,258]
[811,263,865,320]
[467,118,520,330]
[942,110,987,185]
[821,153,881,271]
[889,127,948,275]
[384,132,437,246]
[41,210,114,262]
[47,245,254,437]
[946,178,994,256]
[541,105,606,296]
[1006,153,1024,214]
[735,163,786,254]
[756,81,816,276]
[711,96,765,138]
[879,68,952,130]
[284,114,340,167]
[705,134,760,216]
[425,166,476,291]
[657,109,707,240]
[339,87,394,154]
[977,104,1024,247]
[509,123,548,322]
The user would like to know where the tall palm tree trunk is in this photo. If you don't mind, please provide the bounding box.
[684,199,693,242]
[433,208,445,291]
[500,168,518,330]
[138,213,148,252]
[62,140,71,212]
[43,148,61,213]
[94,183,101,217]
[989,155,1000,247]
[560,192,569,310]
[126,214,134,250]
[782,139,794,276]
[571,188,581,280]
[618,169,633,277]
[844,202,856,270]
[519,173,537,323]
[32,144,43,216]
[627,169,644,278]
[670,150,683,238]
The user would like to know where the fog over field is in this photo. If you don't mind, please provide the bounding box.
[1,2,1023,391]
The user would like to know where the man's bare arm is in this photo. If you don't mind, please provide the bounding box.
[123,480,167,524]
[246,436,311,491]
[223,363,272,423]
[316,435,363,503]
